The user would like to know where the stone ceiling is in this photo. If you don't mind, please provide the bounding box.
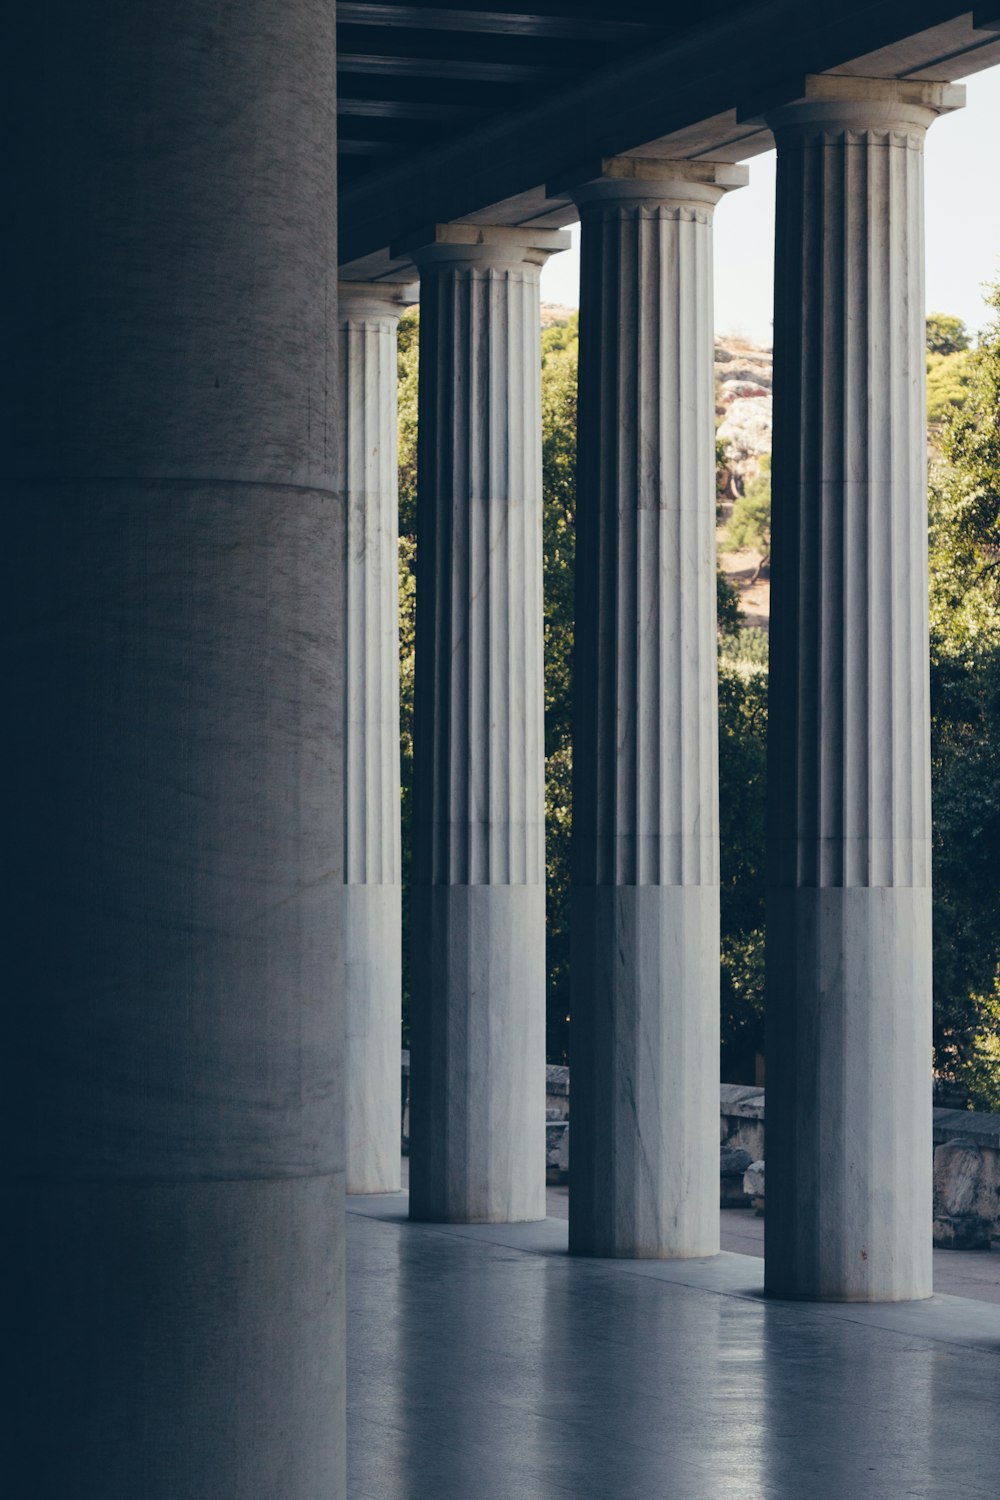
[337,2,1000,276]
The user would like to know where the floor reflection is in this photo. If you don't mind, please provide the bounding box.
[348,1208,1000,1500]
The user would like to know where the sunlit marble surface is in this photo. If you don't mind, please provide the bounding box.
[348,1196,1000,1500]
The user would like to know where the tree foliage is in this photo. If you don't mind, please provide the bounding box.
[726,455,772,583]
[397,312,419,1044]
[927,348,975,426]
[928,288,1000,1107]
[717,655,767,1077]
[926,311,971,357]
[540,318,579,1060]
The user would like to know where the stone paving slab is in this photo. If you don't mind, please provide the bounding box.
[347,1197,1000,1500]
[388,1160,1000,1302]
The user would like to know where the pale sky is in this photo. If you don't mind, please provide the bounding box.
[540,67,1000,346]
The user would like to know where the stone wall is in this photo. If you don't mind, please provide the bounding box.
[719,1084,765,1162]
[931,1109,1000,1247]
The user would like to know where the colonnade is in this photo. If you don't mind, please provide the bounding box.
[342,78,963,1302]
[10,7,963,1492]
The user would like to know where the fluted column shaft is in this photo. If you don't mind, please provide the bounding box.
[409,225,568,1223]
[338,283,412,1193]
[407,228,563,1224]
[764,78,964,1301]
[569,161,745,1257]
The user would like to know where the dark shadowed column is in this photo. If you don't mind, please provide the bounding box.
[5,5,345,1495]
[409,224,568,1223]
[568,159,745,1257]
[763,76,963,1302]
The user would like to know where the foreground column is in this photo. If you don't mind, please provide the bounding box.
[8,6,345,1495]
[339,283,413,1193]
[409,224,568,1222]
[763,77,964,1301]
[569,160,746,1257]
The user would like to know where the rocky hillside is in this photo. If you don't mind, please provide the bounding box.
[715,339,772,493]
[715,338,773,629]
[540,301,577,328]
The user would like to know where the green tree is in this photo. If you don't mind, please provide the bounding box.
[540,317,579,1060]
[715,450,768,1079]
[717,654,767,1080]
[928,288,1000,1107]
[927,349,974,425]
[726,455,771,583]
[397,312,419,1044]
[926,311,971,357]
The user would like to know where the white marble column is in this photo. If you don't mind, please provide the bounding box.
[763,77,964,1301]
[409,224,569,1223]
[338,283,414,1194]
[568,160,746,1258]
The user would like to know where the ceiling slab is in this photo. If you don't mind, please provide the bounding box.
[338,1,1000,278]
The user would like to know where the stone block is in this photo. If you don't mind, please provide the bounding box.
[546,1064,570,1120]
[932,1213,991,1251]
[932,1137,992,1249]
[557,1122,570,1178]
[744,1160,765,1215]
[546,1120,569,1183]
[934,1137,983,1217]
[720,1146,753,1208]
[720,1085,765,1162]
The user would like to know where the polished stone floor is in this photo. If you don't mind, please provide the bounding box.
[348,1195,1000,1500]
[548,1188,1000,1304]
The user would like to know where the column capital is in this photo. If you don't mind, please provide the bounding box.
[399,222,570,273]
[559,157,747,214]
[748,74,965,143]
[338,279,417,322]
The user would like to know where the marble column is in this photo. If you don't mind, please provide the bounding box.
[7,5,345,1495]
[568,159,746,1258]
[408,224,569,1223]
[763,77,964,1301]
[339,282,414,1193]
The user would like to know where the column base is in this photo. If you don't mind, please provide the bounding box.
[344,883,402,1194]
[409,884,545,1224]
[764,886,933,1302]
[569,885,720,1258]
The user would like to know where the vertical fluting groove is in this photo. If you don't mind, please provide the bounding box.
[413,255,548,876]
[891,137,906,884]
[571,179,728,1258]
[770,128,930,892]
[339,315,402,887]
[410,237,552,1224]
[765,95,947,1302]
[573,203,720,888]
[339,292,405,1195]
[415,264,546,887]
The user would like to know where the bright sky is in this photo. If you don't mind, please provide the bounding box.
[540,67,1000,346]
